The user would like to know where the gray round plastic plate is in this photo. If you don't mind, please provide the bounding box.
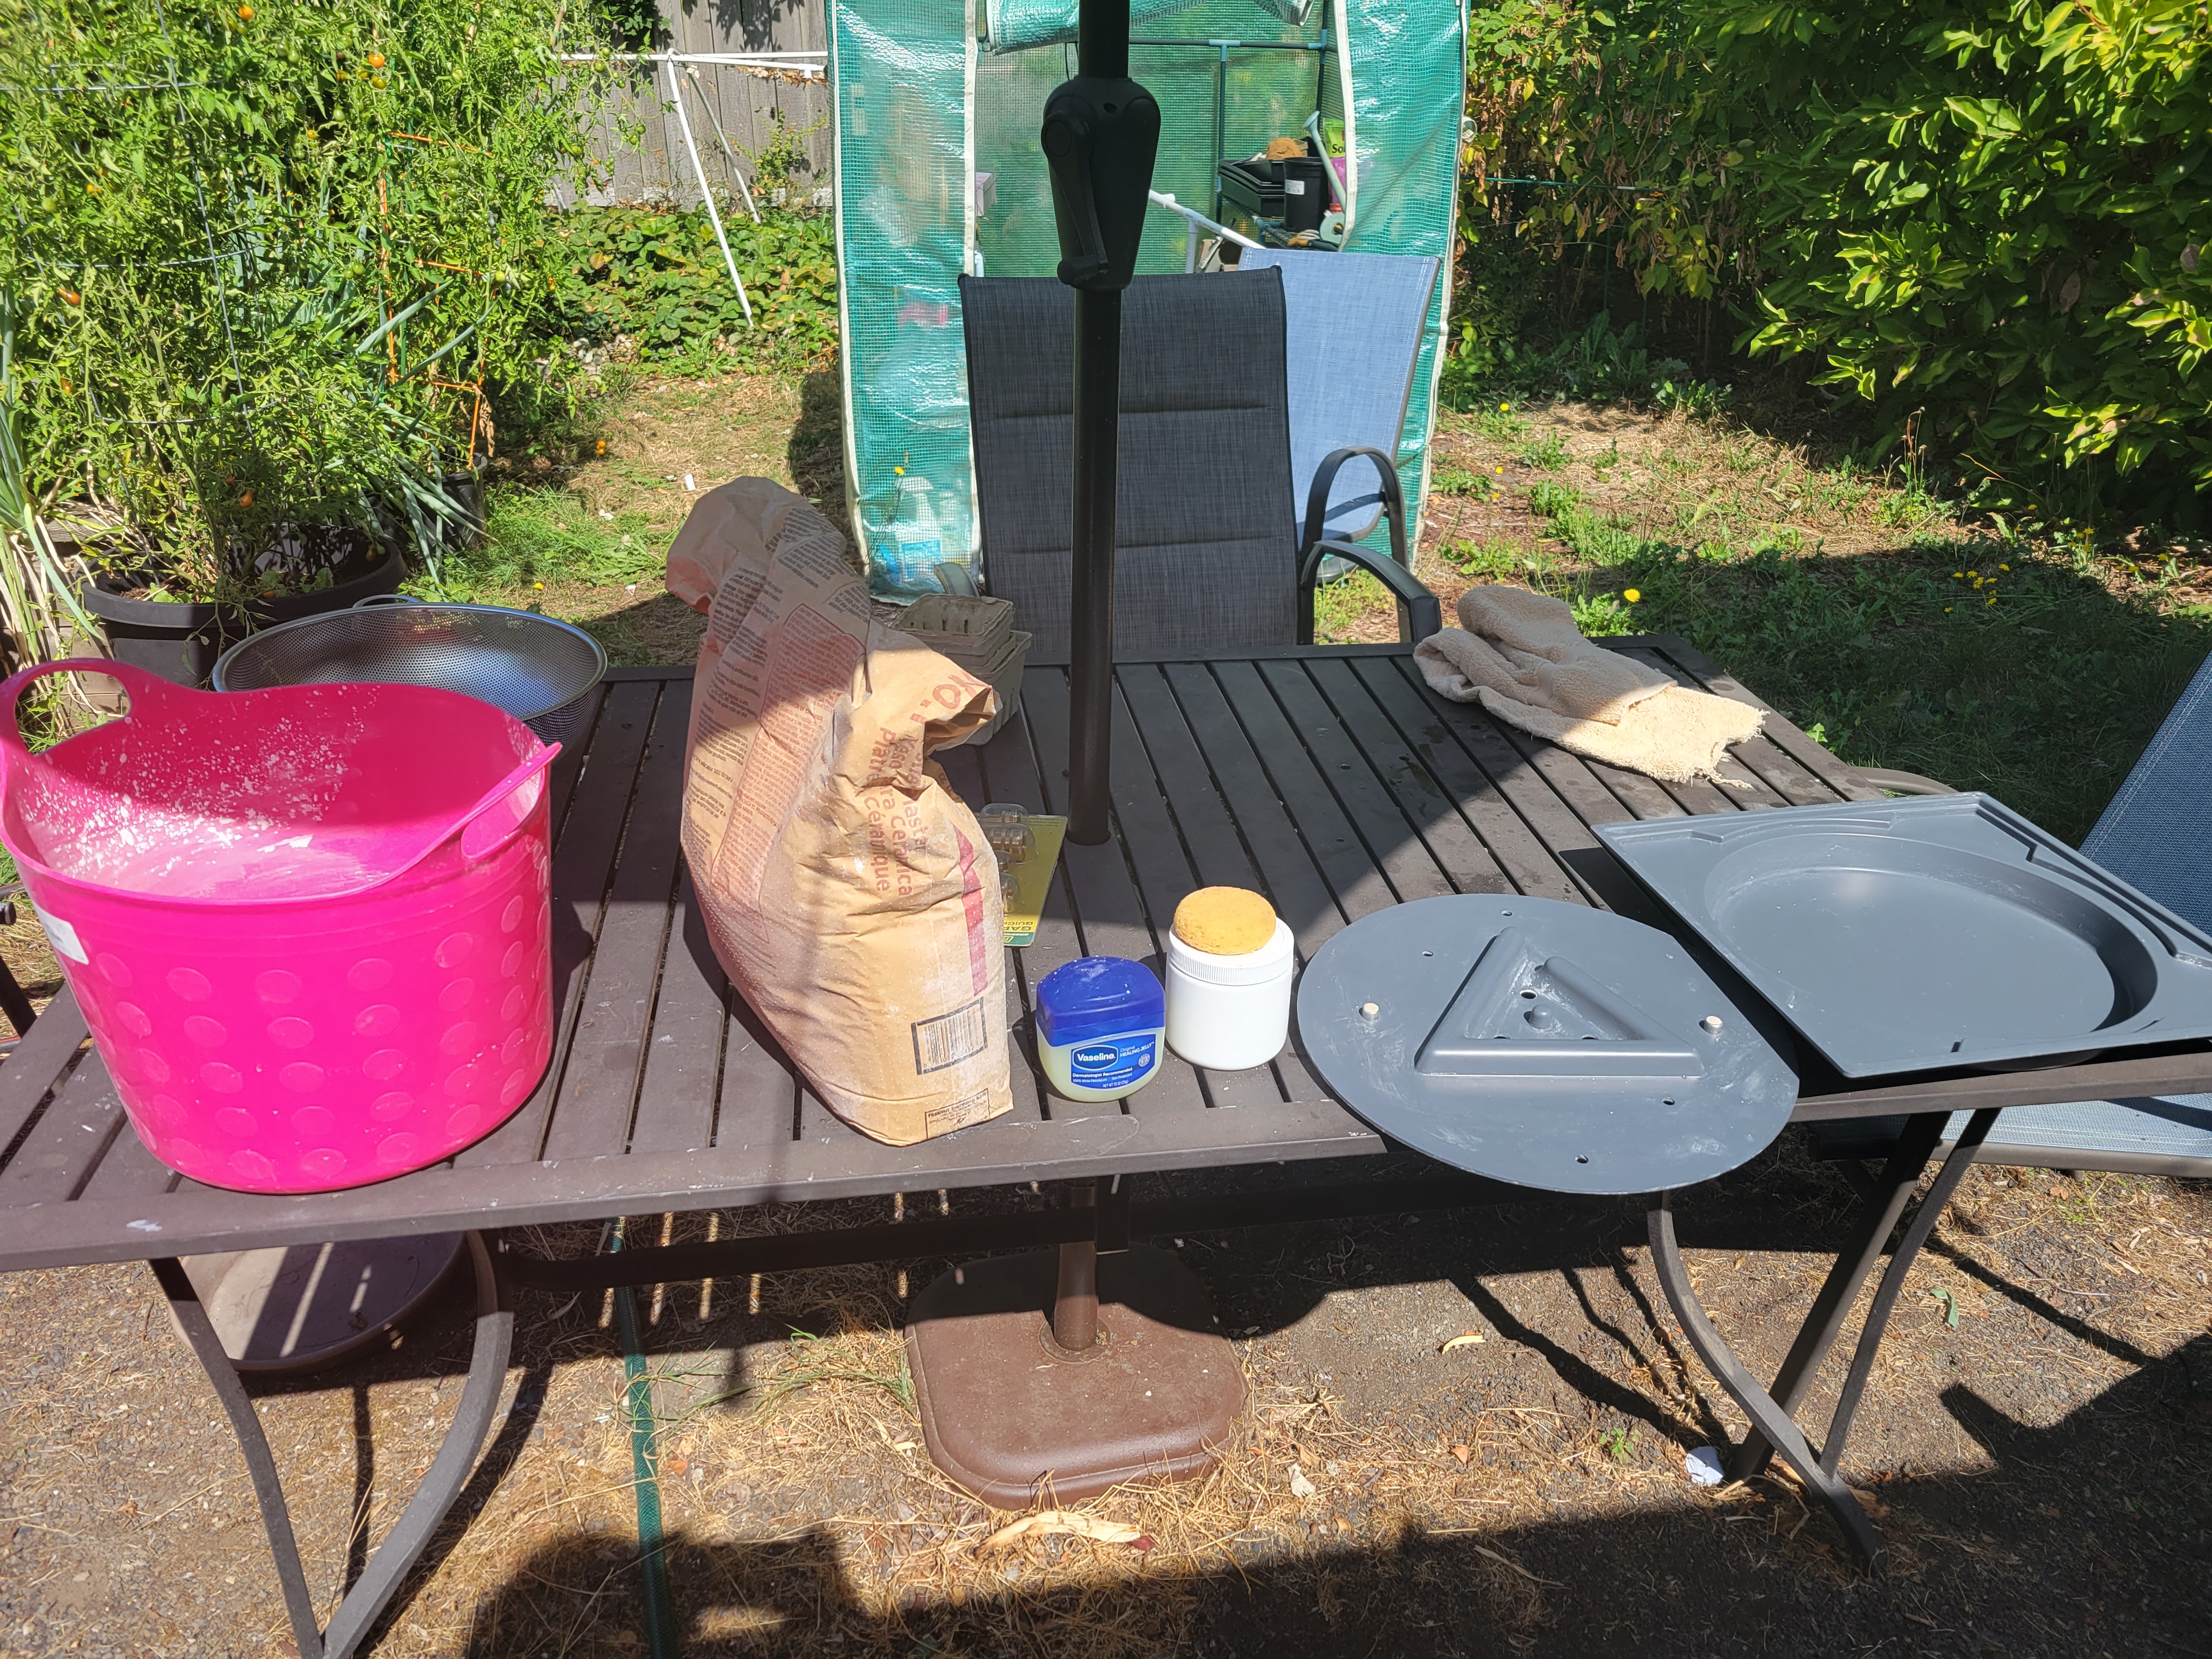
[1595,794,2212,1077]
[1296,896,1799,1196]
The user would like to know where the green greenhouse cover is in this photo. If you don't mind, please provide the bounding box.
[830,0,1466,601]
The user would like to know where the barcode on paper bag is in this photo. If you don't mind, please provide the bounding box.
[911,998,989,1074]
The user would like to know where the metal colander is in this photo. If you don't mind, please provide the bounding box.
[212,598,608,748]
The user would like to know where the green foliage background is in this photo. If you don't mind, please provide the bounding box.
[0,0,618,595]
[550,206,837,371]
[1454,0,2211,519]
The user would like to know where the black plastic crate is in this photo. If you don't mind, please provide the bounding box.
[1217,155,1330,234]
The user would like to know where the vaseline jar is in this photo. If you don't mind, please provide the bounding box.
[1034,956,1165,1102]
[1165,887,1295,1070]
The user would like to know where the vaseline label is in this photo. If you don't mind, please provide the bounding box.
[1068,1034,1156,1091]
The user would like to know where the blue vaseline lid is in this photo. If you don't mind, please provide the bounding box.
[1035,956,1164,1047]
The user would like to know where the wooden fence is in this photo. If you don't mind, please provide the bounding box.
[584,0,836,206]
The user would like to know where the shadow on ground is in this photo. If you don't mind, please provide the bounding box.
[452,1331,2212,1657]
[790,370,844,506]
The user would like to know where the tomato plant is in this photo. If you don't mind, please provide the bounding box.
[0,0,627,594]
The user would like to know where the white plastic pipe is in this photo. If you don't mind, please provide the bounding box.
[560,50,826,80]
[685,65,763,224]
[665,57,754,326]
[1148,189,1261,272]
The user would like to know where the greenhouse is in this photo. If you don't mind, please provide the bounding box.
[830,0,1467,599]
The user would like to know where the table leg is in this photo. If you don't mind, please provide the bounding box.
[1650,1105,2001,1568]
[152,1231,515,1659]
[1725,1111,1950,1483]
[1648,1196,1884,1568]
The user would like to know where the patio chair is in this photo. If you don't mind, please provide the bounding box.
[957,266,1441,662]
[1236,248,1441,583]
[1816,648,2212,1177]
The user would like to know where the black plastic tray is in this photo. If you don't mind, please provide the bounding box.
[1295,896,1798,1195]
[1596,794,2212,1078]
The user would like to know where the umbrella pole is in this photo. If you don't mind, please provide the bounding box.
[1067,284,1120,844]
[1045,0,1155,845]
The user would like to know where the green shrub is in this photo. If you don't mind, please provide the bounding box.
[1459,0,2212,517]
[0,0,620,594]
[551,206,837,370]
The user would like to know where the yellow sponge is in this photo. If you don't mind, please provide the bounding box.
[1172,886,1277,956]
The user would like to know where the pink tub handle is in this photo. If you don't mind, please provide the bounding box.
[0,657,190,774]
[454,746,561,862]
[309,744,559,895]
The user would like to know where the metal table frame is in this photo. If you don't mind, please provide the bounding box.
[4,642,2207,1655]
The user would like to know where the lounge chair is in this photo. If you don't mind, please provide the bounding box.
[1237,247,1440,584]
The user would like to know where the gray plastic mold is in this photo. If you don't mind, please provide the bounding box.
[1595,793,2212,1079]
[1295,896,1799,1195]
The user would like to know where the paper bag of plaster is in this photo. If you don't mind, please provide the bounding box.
[666,479,1012,1145]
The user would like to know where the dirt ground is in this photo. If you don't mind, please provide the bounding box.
[2,1152,2208,1657]
[2,374,2209,1657]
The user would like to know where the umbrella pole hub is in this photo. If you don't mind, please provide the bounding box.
[1041,0,1159,844]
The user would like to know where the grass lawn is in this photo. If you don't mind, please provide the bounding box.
[450,365,2210,846]
[1319,399,2212,844]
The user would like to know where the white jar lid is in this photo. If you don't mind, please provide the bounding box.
[1165,916,1296,985]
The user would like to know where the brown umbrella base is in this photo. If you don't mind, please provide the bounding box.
[905,1244,1244,1509]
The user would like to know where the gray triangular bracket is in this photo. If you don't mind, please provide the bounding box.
[1416,927,1705,1079]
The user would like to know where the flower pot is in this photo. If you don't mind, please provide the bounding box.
[78,530,407,688]
[250,538,405,627]
[442,470,487,550]
[78,572,239,689]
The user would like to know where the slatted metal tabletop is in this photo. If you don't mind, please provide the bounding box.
[4,637,2210,1276]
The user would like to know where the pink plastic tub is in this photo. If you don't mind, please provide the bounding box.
[0,659,559,1194]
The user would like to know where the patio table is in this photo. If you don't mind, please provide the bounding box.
[4,639,2210,1658]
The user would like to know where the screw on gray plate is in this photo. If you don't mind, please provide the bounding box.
[1358,1002,1380,1022]
[1702,1014,1724,1032]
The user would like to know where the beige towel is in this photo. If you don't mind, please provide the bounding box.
[1413,586,1763,784]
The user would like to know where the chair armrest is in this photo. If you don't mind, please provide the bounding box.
[1298,538,1441,645]
[1853,767,1956,796]
[1298,446,1410,574]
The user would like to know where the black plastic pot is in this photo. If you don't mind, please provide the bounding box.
[442,470,487,550]
[80,538,408,689]
[252,543,405,626]
[79,572,236,689]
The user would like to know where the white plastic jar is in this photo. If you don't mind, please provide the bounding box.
[1165,917,1296,1070]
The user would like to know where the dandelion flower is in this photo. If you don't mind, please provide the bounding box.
[1499,403,1509,412]
[1623,589,1641,603]
[1999,562,2010,571]
[1493,466,1504,475]
[237,3,253,16]
[1944,606,1953,613]
[534,582,545,590]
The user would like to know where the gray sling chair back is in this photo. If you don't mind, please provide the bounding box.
[957,267,1441,662]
